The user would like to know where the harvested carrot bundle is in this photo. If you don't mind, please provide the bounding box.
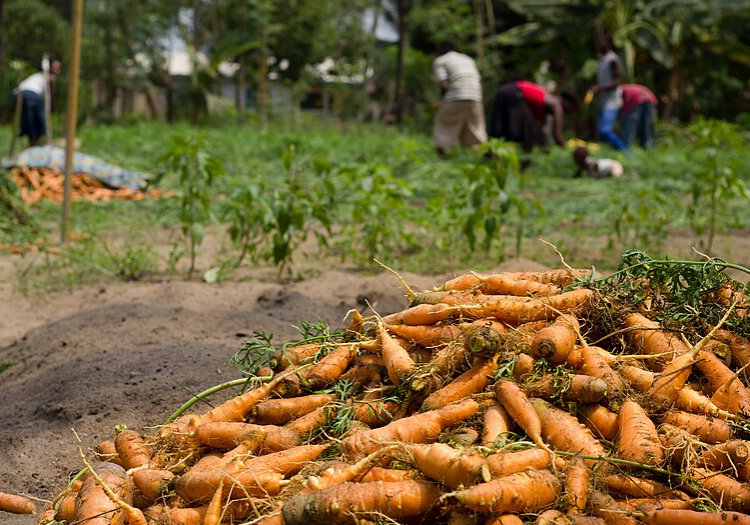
[615,400,664,467]
[481,403,513,447]
[485,448,552,477]
[379,323,416,385]
[74,462,133,525]
[405,442,490,489]
[528,314,581,366]
[495,380,549,453]
[250,393,338,425]
[421,356,497,411]
[529,398,606,464]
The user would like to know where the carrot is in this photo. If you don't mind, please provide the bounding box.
[175,462,285,503]
[529,398,607,465]
[115,429,151,470]
[342,398,479,458]
[132,469,174,503]
[486,448,553,477]
[284,403,335,436]
[713,330,750,376]
[481,403,514,447]
[452,289,593,325]
[690,467,750,511]
[538,512,607,524]
[640,508,750,525]
[496,380,550,453]
[303,449,393,493]
[577,345,627,400]
[438,269,591,291]
[486,515,524,525]
[191,369,299,426]
[145,504,206,525]
[602,474,686,499]
[528,314,582,366]
[451,468,560,513]
[38,507,56,525]
[462,319,508,357]
[96,440,123,466]
[281,480,442,525]
[624,313,689,371]
[421,356,498,411]
[338,356,384,386]
[54,493,77,521]
[304,344,358,389]
[646,344,703,411]
[618,498,694,512]
[700,440,750,480]
[382,302,455,326]
[406,442,490,489]
[410,340,470,393]
[251,394,338,425]
[243,444,328,475]
[194,421,301,452]
[351,396,399,428]
[708,364,750,416]
[378,323,416,385]
[525,373,609,404]
[565,457,591,513]
[272,343,321,369]
[74,461,141,525]
[448,510,479,525]
[615,400,664,467]
[662,410,733,444]
[386,322,465,347]
[676,385,732,418]
[578,404,618,442]
[357,467,418,482]
[203,480,224,525]
[0,493,37,515]
[512,353,537,381]
[589,490,640,525]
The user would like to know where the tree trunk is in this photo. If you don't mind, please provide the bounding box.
[393,0,409,125]
[0,0,5,69]
[235,59,245,124]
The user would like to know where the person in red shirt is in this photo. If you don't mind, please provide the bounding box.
[619,84,657,148]
[489,78,576,152]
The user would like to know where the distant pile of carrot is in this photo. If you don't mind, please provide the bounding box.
[10,167,173,204]
[8,264,750,524]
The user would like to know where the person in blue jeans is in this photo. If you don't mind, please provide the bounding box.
[620,84,657,148]
[592,32,630,153]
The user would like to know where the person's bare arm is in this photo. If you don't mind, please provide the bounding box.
[546,94,565,146]
[439,79,450,97]
[593,56,623,94]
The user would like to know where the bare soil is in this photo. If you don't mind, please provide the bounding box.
[0,255,547,524]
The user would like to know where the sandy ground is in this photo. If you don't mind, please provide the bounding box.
[0,257,548,524]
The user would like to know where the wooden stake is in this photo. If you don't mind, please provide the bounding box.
[61,0,84,243]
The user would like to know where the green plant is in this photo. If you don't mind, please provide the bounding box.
[334,163,417,264]
[607,187,671,253]
[160,135,223,278]
[0,361,12,375]
[102,241,159,281]
[687,118,750,252]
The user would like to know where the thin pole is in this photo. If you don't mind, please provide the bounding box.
[9,62,23,157]
[61,0,84,243]
[42,55,53,143]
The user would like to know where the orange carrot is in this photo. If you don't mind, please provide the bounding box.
[357,467,418,483]
[624,313,689,371]
[618,498,694,512]
[410,340,470,393]
[281,480,442,525]
[251,394,338,425]
[386,323,465,347]
[203,481,224,525]
[590,490,640,525]
[194,421,301,452]
[243,444,328,475]
[421,356,498,411]
[481,403,514,447]
[406,442,490,489]
[615,400,663,467]
[578,404,618,442]
[529,398,607,465]
[451,289,593,325]
[303,449,393,493]
[342,398,479,458]
[351,396,399,428]
[382,302,455,326]
[525,373,609,404]
[646,344,703,410]
[452,469,560,513]
[191,370,298,426]
[304,344,358,389]
[338,356,384,386]
[379,323,416,385]
[578,345,627,400]
[132,469,174,503]
[676,385,730,418]
[512,353,537,381]
[272,343,321,369]
[486,448,552,477]
[74,462,135,525]
[564,457,591,513]
[496,380,549,453]
[713,330,750,376]
[95,440,123,467]
[439,269,590,291]
[640,508,750,525]
[54,493,77,522]
[662,410,733,444]
[284,403,335,436]
[700,440,750,480]
[0,493,37,515]
[115,429,151,470]
[602,474,686,499]
[528,314,581,366]
[690,467,750,511]
[461,319,508,357]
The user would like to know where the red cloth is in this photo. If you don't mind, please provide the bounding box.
[516,81,547,121]
[621,84,657,115]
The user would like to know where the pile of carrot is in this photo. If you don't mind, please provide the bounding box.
[8,265,750,525]
[10,167,172,204]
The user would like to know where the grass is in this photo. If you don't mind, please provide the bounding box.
[2,117,750,294]
[0,361,12,374]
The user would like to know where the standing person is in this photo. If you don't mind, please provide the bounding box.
[14,60,61,148]
[431,41,487,156]
[592,32,629,152]
[489,77,576,151]
[620,83,657,148]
